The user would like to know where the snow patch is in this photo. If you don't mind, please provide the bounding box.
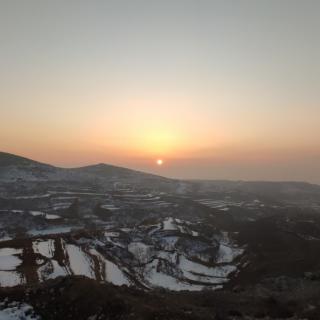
[0,271,24,287]
[33,239,55,259]
[89,249,130,286]
[65,244,95,279]
[0,249,23,271]
[0,301,40,319]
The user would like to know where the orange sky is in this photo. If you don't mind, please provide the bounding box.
[1,1,320,182]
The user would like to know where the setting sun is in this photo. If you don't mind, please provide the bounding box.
[156,159,163,166]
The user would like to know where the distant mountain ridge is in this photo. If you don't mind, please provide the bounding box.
[0,151,319,197]
[0,151,173,190]
[0,151,144,174]
[0,151,51,167]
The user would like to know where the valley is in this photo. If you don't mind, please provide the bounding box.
[1,152,320,319]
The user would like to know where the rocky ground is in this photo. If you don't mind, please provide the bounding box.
[1,275,320,320]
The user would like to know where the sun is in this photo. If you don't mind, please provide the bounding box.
[156,159,163,166]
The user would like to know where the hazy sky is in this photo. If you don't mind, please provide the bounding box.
[1,0,320,182]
